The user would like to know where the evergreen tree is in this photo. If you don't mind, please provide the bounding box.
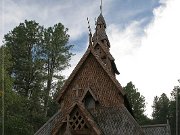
[123,82,150,125]
[4,20,44,99]
[169,88,180,135]
[42,23,73,116]
[2,20,73,134]
[4,21,46,132]
[0,46,34,135]
[152,93,170,124]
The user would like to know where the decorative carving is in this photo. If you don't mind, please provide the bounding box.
[69,110,88,130]
[73,85,82,101]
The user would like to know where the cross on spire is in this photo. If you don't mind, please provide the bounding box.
[73,85,82,99]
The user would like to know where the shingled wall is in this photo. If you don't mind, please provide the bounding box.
[60,53,124,114]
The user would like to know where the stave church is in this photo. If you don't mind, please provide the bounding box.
[35,5,171,135]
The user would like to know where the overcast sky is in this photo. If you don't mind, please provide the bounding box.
[1,0,180,117]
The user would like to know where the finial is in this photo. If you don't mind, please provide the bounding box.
[95,17,97,26]
[100,0,102,14]
[87,17,92,34]
[87,17,93,48]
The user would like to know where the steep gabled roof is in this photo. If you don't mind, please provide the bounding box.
[90,105,145,135]
[35,102,102,135]
[34,109,64,135]
[56,46,125,103]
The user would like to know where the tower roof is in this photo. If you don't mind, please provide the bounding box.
[92,13,110,47]
[96,13,106,28]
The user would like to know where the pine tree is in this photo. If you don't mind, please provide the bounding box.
[169,88,180,135]
[42,23,73,116]
[123,82,150,125]
[3,20,73,133]
[152,93,170,124]
[0,46,34,135]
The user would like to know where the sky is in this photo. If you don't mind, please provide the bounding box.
[1,0,180,117]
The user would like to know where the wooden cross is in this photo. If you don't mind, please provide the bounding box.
[73,85,82,99]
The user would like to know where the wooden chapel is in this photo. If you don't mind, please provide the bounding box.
[35,6,171,135]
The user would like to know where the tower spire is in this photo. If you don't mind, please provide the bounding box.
[100,0,102,14]
[92,3,110,48]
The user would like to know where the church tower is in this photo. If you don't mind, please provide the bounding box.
[35,4,171,135]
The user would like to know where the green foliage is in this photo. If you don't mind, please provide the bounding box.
[1,20,73,134]
[152,89,180,135]
[4,20,44,98]
[42,23,73,116]
[169,88,180,135]
[0,46,34,134]
[123,82,150,125]
[152,93,170,124]
[4,90,34,135]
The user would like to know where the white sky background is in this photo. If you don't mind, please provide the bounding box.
[64,0,180,116]
[109,0,180,116]
[1,0,180,117]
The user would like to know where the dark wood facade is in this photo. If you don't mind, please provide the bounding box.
[35,12,171,135]
[35,12,144,135]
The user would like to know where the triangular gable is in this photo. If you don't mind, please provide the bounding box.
[53,103,102,135]
[56,46,125,103]
[81,87,98,102]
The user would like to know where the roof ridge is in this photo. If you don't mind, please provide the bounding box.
[141,124,169,128]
